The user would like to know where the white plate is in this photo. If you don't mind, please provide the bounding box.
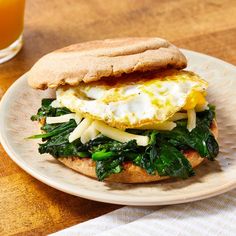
[1,49,236,206]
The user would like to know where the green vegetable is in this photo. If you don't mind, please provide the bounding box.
[96,157,124,181]
[77,151,90,158]
[31,98,71,121]
[30,101,219,181]
[28,119,77,139]
[92,150,115,161]
[155,145,194,178]
[90,139,139,180]
[38,123,85,157]
[160,106,218,160]
[133,131,194,179]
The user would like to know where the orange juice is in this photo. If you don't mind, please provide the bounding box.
[0,0,25,50]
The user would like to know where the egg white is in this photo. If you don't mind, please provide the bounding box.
[56,70,208,129]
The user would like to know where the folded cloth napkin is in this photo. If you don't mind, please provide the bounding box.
[50,189,236,236]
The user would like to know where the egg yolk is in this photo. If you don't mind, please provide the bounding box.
[183,91,206,110]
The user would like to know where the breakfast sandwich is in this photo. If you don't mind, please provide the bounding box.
[28,38,219,183]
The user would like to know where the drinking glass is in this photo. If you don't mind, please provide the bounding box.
[0,0,25,64]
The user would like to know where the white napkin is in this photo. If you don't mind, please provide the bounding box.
[50,189,236,236]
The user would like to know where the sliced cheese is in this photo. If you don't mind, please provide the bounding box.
[94,120,149,146]
[51,100,63,108]
[187,109,196,132]
[169,112,188,121]
[69,118,92,143]
[195,102,209,112]
[138,121,176,131]
[80,122,100,144]
[46,113,82,124]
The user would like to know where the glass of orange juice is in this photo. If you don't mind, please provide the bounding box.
[0,0,25,64]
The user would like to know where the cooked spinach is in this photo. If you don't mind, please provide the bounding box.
[96,157,124,181]
[31,100,219,181]
[31,98,71,121]
[90,139,139,180]
[28,119,77,139]
[133,131,194,179]
[155,145,195,178]
[160,106,218,160]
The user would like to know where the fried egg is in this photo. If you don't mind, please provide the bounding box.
[56,70,208,129]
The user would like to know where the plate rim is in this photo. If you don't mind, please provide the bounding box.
[1,49,236,205]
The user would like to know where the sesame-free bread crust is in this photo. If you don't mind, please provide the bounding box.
[27,37,187,89]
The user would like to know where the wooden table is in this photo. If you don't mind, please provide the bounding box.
[1,0,236,235]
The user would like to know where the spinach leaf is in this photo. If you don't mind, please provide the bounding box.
[89,138,139,179]
[92,150,115,161]
[155,145,194,179]
[196,104,215,127]
[89,138,139,160]
[205,134,219,161]
[134,131,159,175]
[134,131,194,178]
[28,119,77,139]
[31,98,71,121]
[160,108,218,160]
[96,157,124,181]
[37,120,87,157]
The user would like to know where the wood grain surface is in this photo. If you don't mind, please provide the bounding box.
[0,0,236,235]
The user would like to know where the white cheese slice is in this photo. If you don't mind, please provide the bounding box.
[69,118,92,143]
[187,109,196,132]
[138,121,176,131]
[80,122,100,144]
[169,112,188,121]
[195,102,209,112]
[50,100,64,108]
[94,120,149,146]
[46,113,82,124]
